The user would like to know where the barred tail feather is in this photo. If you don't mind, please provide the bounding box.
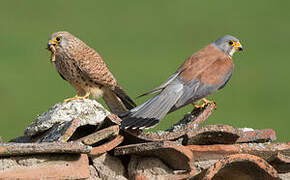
[121,80,183,129]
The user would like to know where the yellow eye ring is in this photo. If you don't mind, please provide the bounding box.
[55,36,61,42]
[228,40,234,46]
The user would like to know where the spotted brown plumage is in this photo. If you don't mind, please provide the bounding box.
[121,35,243,129]
[47,31,136,114]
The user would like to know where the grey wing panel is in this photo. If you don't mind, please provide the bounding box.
[218,68,233,90]
[169,78,219,113]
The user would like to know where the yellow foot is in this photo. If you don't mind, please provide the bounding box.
[64,92,90,102]
[193,98,216,109]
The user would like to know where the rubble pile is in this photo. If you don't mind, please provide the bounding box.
[0,99,289,179]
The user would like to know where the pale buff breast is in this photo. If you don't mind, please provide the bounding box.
[54,54,105,98]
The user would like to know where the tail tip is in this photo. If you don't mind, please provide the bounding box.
[120,117,160,130]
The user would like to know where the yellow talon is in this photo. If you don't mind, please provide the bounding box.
[64,92,90,102]
[193,98,216,109]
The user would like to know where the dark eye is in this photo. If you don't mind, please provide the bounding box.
[55,36,61,42]
[228,41,233,45]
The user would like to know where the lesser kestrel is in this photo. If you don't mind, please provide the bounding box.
[47,31,136,115]
[121,35,243,129]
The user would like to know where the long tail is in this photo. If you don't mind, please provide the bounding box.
[120,80,184,129]
[103,87,135,115]
[113,86,136,110]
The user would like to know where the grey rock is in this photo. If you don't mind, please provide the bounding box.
[25,99,110,136]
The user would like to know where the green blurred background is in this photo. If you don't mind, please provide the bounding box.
[0,1,289,142]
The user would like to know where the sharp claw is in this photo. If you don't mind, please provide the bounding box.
[193,98,216,110]
[64,92,90,102]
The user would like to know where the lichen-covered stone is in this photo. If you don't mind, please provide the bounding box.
[25,99,110,136]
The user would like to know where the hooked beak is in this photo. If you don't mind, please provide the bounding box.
[46,40,57,50]
[234,42,243,51]
[48,40,56,46]
[46,39,57,62]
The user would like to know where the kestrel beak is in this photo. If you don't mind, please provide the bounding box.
[46,39,57,62]
[48,40,56,46]
[234,42,243,51]
[46,40,56,50]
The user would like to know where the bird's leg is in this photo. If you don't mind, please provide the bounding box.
[64,92,90,102]
[201,98,216,109]
[192,99,203,109]
[193,98,216,109]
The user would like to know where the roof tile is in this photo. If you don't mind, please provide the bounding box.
[115,141,196,171]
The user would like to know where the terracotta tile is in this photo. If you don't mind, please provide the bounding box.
[76,125,119,145]
[122,104,215,144]
[29,118,83,143]
[184,125,240,145]
[106,113,122,125]
[237,128,276,143]
[269,152,290,173]
[134,174,149,180]
[184,125,276,145]
[193,154,279,180]
[0,142,91,156]
[89,135,124,156]
[0,154,90,179]
[186,142,290,162]
[115,141,196,171]
[34,120,79,142]
[59,118,81,142]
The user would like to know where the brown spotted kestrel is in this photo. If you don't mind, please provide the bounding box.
[121,35,243,129]
[47,31,136,114]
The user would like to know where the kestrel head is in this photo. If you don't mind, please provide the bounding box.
[212,35,243,57]
[47,31,79,53]
[47,31,83,62]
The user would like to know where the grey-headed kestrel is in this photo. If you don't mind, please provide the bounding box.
[121,35,243,129]
[46,31,136,115]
